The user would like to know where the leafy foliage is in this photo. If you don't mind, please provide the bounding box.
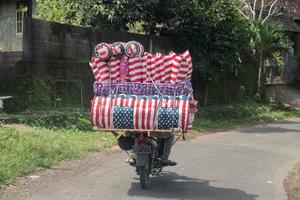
[250,21,289,61]
[21,111,91,131]
[102,0,178,33]
[34,0,111,27]
[34,0,177,32]
[174,0,253,80]
[235,0,291,96]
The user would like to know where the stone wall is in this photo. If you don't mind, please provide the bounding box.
[0,0,23,51]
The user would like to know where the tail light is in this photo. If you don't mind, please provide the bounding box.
[136,134,147,145]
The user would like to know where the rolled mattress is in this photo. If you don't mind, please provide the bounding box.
[90,94,191,132]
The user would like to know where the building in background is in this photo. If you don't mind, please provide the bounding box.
[0,0,33,51]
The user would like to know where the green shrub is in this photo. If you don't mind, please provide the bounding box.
[21,111,91,131]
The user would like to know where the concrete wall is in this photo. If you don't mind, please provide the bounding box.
[0,0,23,51]
[23,19,176,62]
[19,19,177,106]
[0,52,22,94]
[266,85,300,110]
[284,32,300,84]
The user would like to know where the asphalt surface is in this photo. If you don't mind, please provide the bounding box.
[1,118,300,200]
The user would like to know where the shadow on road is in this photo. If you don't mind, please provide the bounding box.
[240,125,299,134]
[266,120,300,125]
[127,171,258,200]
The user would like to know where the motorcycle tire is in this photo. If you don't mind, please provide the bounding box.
[138,166,149,189]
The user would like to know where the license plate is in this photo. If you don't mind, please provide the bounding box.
[133,145,151,154]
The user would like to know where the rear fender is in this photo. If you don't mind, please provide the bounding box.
[133,144,152,167]
[136,153,149,167]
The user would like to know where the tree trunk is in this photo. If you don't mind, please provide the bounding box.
[204,82,208,106]
[148,24,155,53]
[149,36,153,53]
[257,53,263,96]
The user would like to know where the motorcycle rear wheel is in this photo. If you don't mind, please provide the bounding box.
[138,166,149,189]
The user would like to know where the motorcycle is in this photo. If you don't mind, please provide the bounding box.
[117,131,182,189]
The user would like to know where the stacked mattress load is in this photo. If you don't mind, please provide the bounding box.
[89,41,197,133]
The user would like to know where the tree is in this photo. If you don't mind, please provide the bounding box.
[34,0,113,28]
[100,0,178,51]
[236,0,289,97]
[173,0,253,104]
[34,0,178,48]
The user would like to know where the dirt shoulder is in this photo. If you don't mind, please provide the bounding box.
[285,161,300,200]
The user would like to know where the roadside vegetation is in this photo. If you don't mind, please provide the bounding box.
[193,101,300,131]
[0,124,115,186]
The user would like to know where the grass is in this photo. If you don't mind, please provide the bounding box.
[193,101,300,131]
[0,125,116,186]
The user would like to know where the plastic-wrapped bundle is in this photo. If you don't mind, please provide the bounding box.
[89,50,193,84]
[93,80,193,96]
[90,94,191,132]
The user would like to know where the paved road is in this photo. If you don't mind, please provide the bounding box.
[1,119,300,200]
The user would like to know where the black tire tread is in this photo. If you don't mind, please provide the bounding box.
[139,166,148,189]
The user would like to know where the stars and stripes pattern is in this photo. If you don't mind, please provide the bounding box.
[90,95,190,132]
[89,50,193,84]
[158,108,179,129]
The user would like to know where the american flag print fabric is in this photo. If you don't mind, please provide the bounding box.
[128,56,147,82]
[89,45,197,133]
[113,106,134,129]
[90,95,191,132]
[89,57,110,83]
[158,108,179,129]
[89,50,193,84]
[93,80,193,96]
[109,58,121,82]
[178,50,193,83]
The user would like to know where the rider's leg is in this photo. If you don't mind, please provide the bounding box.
[160,133,176,166]
[161,132,174,160]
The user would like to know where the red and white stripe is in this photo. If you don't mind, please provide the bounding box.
[160,52,176,83]
[90,57,110,83]
[179,50,193,81]
[89,57,101,81]
[113,94,127,107]
[109,58,120,82]
[152,53,164,82]
[145,53,154,82]
[90,96,190,132]
[146,53,164,83]
[178,97,190,132]
[89,50,193,84]
[128,56,147,82]
[133,97,159,129]
[170,55,183,84]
